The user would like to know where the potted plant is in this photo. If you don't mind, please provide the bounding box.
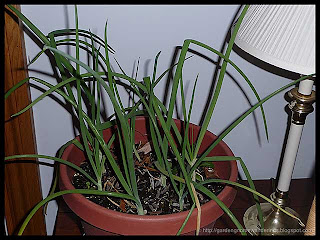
[5,4,309,236]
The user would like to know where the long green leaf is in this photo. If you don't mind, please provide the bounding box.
[5,77,30,99]
[195,179,304,227]
[6,74,132,197]
[192,155,264,231]
[194,183,246,235]
[193,5,250,159]
[180,74,199,167]
[47,28,115,53]
[43,45,143,207]
[48,33,77,107]
[103,22,142,212]
[176,203,196,235]
[17,189,138,235]
[186,38,269,142]
[193,73,315,171]
[145,53,166,169]
[48,33,96,114]
[44,138,83,213]
[152,100,195,202]
[5,154,98,186]
[10,76,77,118]
[7,5,50,45]
[74,5,101,188]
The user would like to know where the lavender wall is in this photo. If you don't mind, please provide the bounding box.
[20,5,316,234]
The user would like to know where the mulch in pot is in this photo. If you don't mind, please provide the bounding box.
[72,142,225,215]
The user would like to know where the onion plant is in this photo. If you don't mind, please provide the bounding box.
[5,4,311,236]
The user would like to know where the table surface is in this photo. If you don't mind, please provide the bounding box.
[54,178,315,235]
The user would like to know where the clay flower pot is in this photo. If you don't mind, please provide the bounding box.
[59,116,238,235]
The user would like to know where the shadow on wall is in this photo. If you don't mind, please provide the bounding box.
[15,5,304,167]
[161,5,264,147]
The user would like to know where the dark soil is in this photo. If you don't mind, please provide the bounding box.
[72,143,225,215]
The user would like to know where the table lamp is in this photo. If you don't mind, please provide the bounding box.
[233,5,315,235]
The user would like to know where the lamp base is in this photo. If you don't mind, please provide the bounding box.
[243,202,304,235]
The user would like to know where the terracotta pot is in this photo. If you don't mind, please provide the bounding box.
[59,116,238,235]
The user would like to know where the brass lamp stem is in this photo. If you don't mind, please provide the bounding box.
[243,78,315,236]
[277,78,315,193]
[270,189,289,208]
[288,87,316,125]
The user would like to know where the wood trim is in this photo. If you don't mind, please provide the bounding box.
[4,5,47,235]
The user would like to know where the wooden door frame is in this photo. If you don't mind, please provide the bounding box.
[4,5,47,235]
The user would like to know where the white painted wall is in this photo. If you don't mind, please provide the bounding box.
[20,5,315,234]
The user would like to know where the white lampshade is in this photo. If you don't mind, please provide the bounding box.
[234,5,315,75]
